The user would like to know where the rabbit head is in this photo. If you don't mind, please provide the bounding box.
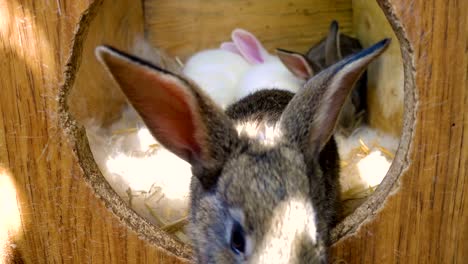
[305,20,362,69]
[229,28,309,99]
[278,21,367,136]
[95,38,390,263]
[275,20,345,79]
[277,20,364,79]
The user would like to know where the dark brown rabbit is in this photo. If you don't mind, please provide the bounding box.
[277,20,367,136]
[96,38,390,263]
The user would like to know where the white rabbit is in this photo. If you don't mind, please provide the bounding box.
[231,28,309,100]
[183,48,251,108]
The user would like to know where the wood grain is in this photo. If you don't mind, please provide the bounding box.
[61,0,193,258]
[0,0,466,263]
[144,0,353,60]
[330,0,467,263]
[66,0,144,125]
[353,0,405,136]
[0,0,186,263]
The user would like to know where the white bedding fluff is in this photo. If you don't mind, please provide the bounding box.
[85,106,192,233]
[86,104,398,230]
[335,126,398,213]
[86,37,398,235]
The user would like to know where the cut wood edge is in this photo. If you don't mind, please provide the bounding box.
[56,0,416,256]
[330,0,416,242]
[57,0,193,261]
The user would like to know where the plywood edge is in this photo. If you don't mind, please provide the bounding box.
[330,0,417,242]
[57,0,193,260]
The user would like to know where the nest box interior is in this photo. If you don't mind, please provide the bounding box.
[60,0,414,260]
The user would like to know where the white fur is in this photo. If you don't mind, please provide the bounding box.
[236,57,305,100]
[251,196,318,263]
[235,120,283,146]
[228,28,305,100]
[183,49,251,108]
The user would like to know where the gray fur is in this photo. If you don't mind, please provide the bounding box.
[280,21,367,136]
[308,21,367,136]
[96,38,390,264]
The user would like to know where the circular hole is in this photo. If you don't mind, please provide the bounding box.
[59,0,415,260]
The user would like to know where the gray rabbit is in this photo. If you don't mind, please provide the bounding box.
[277,21,367,136]
[96,38,390,263]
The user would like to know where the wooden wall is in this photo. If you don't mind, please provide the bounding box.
[144,0,353,60]
[0,0,186,263]
[353,0,404,136]
[0,0,466,263]
[331,0,467,263]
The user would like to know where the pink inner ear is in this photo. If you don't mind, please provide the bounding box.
[277,51,313,80]
[138,74,203,160]
[232,28,265,64]
[100,50,204,162]
[220,42,242,55]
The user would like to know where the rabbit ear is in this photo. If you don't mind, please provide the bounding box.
[96,46,239,189]
[306,39,326,67]
[281,39,390,155]
[325,20,342,65]
[232,28,269,64]
[220,41,242,55]
[276,48,315,79]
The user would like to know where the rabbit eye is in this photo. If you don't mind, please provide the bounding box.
[230,220,245,255]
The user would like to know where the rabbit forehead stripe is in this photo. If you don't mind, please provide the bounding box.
[214,145,320,263]
[221,146,315,222]
[250,196,318,264]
